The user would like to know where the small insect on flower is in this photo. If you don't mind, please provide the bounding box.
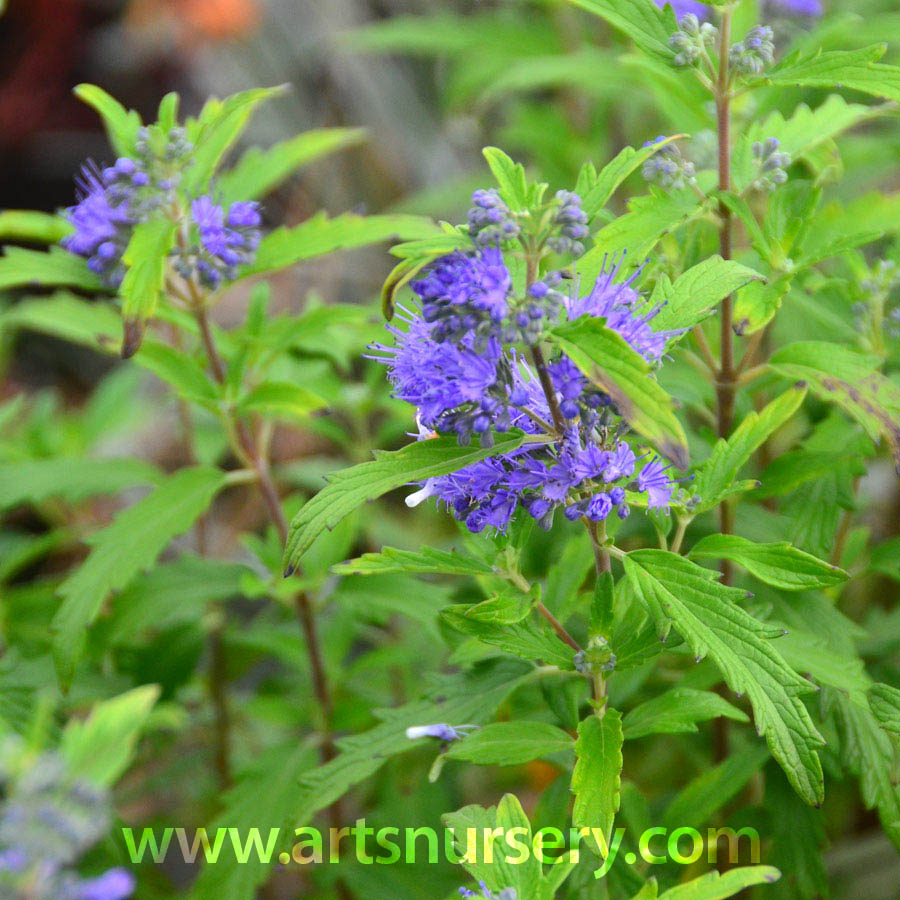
[405,724,479,742]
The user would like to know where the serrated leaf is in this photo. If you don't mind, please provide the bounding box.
[442,605,575,669]
[870,683,900,733]
[692,386,806,512]
[52,466,227,686]
[831,692,900,851]
[571,710,624,854]
[0,246,103,292]
[218,127,367,204]
[446,721,573,765]
[580,189,700,277]
[653,256,764,332]
[284,432,528,568]
[182,86,285,193]
[73,84,142,155]
[0,457,161,511]
[482,146,529,209]
[566,0,676,62]
[464,591,534,625]
[623,550,824,805]
[733,279,791,336]
[553,316,688,468]
[332,546,494,577]
[769,341,900,472]
[657,867,781,900]
[688,535,847,591]
[577,136,682,220]
[60,685,160,786]
[623,688,748,740]
[243,212,442,279]
[767,45,900,104]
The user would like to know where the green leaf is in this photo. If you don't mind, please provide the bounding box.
[218,127,367,205]
[769,341,900,472]
[108,555,250,643]
[692,386,807,512]
[870,683,900,733]
[566,0,676,62]
[244,212,443,279]
[119,218,178,356]
[73,84,142,155]
[0,246,102,292]
[0,211,71,244]
[182,86,286,193]
[580,189,700,273]
[441,605,575,669]
[332,546,494,577]
[464,591,535,625]
[831,692,900,851]
[767,45,900,104]
[284,432,528,568]
[445,721,573,765]
[732,279,792,336]
[553,316,689,468]
[623,550,824,805]
[137,342,220,404]
[623,687,748,740]
[482,147,529,209]
[571,710,624,853]
[60,685,160,786]
[652,256,764,332]
[663,745,770,831]
[157,91,180,134]
[0,457,161,511]
[688,535,847,591]
[238,382,328,423]
[52,466,227,686]
[732,96,889,192]
[657,867,781,900]
[576,136,682,220]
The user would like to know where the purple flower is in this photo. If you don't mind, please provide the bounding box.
[76,868,136,900]
[638,457,675,508]
[190,197,262,287]
[406,724,477,741]
[565,260,678,362]
[62,164,139,287]
[654,0,709,19]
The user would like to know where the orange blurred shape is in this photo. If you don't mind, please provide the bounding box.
[129,0,261,42]
[525,760,559,791]
[179,0,260,40]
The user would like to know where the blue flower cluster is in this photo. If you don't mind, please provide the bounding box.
[62,126,261,292]
[642,137,697,190]
[372,210,679,535]
[468,189,522,247]
[62,159,164,288]
[183,197,262,289]
[547,190,590,259]
[0,742,135,900]
[729,25,776,75]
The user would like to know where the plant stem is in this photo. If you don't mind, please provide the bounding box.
[715,7,736,590]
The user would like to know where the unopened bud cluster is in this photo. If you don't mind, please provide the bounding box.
[642,138,696,190]
[547,190,590,259]
[750,137,791,192]
[669,14,717,67]
[468,189,521,247]
[730,25,776,75]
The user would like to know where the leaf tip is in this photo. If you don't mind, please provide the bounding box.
[121,318,145,359]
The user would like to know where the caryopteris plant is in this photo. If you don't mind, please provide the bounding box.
[1,0,900,897]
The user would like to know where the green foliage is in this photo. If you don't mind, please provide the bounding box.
[52,466,226,686]
[445,721,573,765]
[554,316,689,468]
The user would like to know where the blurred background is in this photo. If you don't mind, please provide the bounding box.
[3,1,900,898]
